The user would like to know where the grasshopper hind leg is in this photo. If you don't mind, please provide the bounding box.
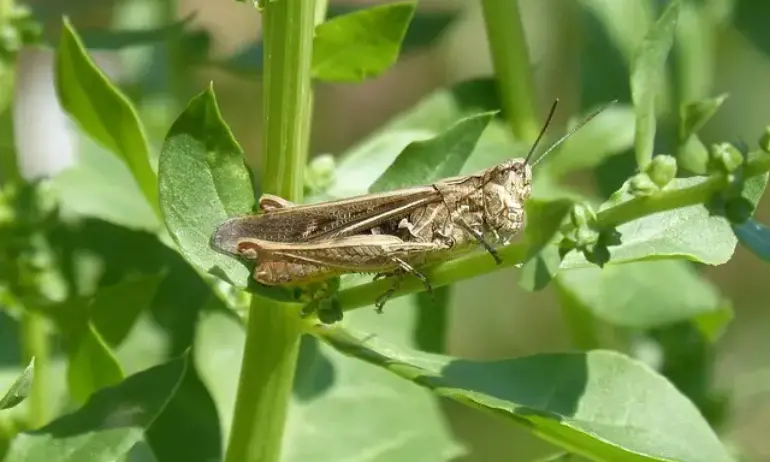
[373,257,433,314]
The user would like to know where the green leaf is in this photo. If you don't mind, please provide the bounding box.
[194,301,464,460]
[321,79,513,199]
[51,136,160,232]
[5,355,187,462]
[88,275,163,347]
[563,177,743,267]
[312,2,416,82]
[734,219,770,262]
[555,260,728,330]
[676,96,728,174]
[158,85,256,288]
[55,19,159,216]
[370,111,496,192]
[679,95,728,143]
[319,328,732,462]
[0,358,34,411]
[630,0,680,168]
[518,198,574,291]
[67,323,124,404]
[542,104,636,176]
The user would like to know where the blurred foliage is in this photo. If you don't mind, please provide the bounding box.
[0,0,769,461]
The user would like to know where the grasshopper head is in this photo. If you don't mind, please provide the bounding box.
[482,159,532,243]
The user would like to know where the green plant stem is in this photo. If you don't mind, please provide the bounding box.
[20,310,49,428]
[259,0,316,200]
[224,296,304,462]
[336,154,770,312]
[480,0,539,142]
[224,1,316,461]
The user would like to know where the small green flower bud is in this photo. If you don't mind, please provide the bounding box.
[576,227,599,247]
[569,203,596,229]
[708,143,743,174]
[760,126,770,154]
[645,155,678,188]
[629,173,658,197]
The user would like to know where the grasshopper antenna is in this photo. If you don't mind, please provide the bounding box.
[531,99,617,168]
[524,98,560,166]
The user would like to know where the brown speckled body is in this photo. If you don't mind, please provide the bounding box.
[211,158,532,286]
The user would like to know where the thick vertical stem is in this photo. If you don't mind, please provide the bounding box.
[223,1,316,461]
[20,310,50,427]
[259,0,316,200]
[480,0,539,142]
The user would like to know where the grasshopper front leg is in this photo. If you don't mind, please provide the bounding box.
[453,205,503,264]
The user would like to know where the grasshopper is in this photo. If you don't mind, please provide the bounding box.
[211,100,608,314]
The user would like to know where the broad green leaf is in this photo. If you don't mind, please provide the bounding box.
[51,136,160,232]
[630,0,680,168]
[370,111,495,192]
[555,260,729,330]
[5,355,187,462]
[312,2,416,82]
[0,358,34,411]
[518,199,574,291]
[523,199,574,257]
[145,359,222,462]
[542,104,636,176]
[55,19,159,216]
[39,275,163,345]
[194,300,464,460]
[158,85,255,288]
[88,275,163,347]
[324,79,514,199]
[67,323,124,404]
[562,176,762,267]
[319,327,732,462]
[734,219,770,262]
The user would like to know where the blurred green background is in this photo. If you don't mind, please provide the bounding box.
[3,0,770,460]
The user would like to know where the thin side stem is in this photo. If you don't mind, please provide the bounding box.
[224,1,316,461]
[20,310,49,428]
[480,0,539,142]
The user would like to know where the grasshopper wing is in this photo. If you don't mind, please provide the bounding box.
[211,186,441,256]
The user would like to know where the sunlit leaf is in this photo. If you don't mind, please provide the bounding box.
[158,84,255,288]
[370,111,495,192]
[556,260,728,330]
[312,2,416,82]
[0,358,35,411]
[319,326,732,462]
[194,302,464,460]
[55,19,159,216]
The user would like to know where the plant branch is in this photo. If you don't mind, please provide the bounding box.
[20,310,50,427]
[224,1,316,461]
[480,0,539,142]
[336,154,770,312]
